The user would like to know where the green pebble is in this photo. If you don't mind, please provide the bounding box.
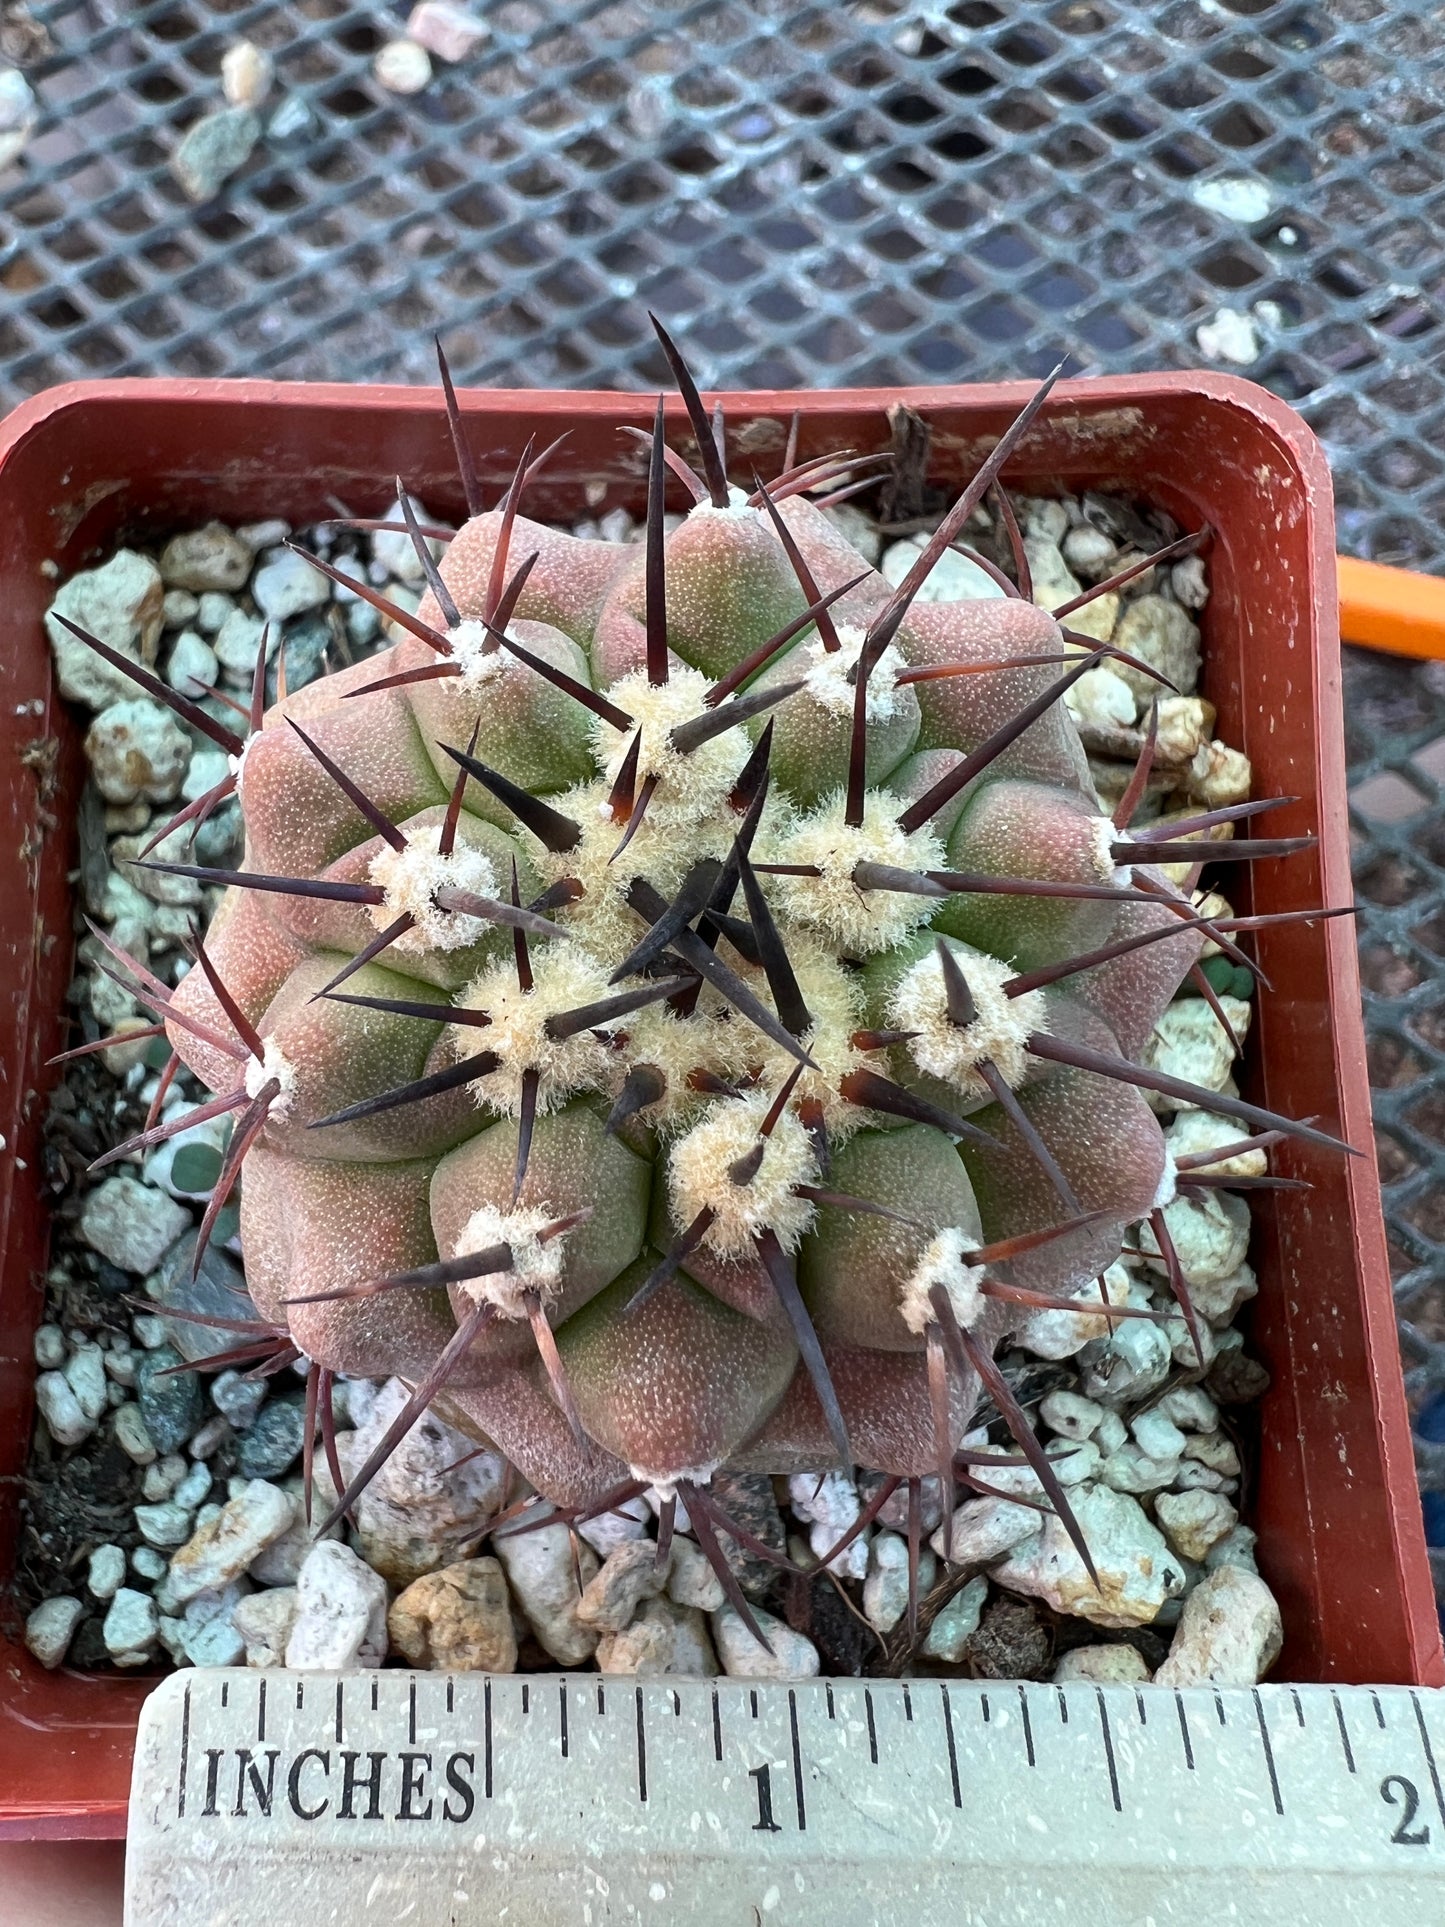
[169,1143,224,1194]
[1228,964,1255,999]
[1201,955,1235,994]
[236,1392,308,1480]
[135,1346,205,1455]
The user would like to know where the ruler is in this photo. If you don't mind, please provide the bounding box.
[125,1671,1445,1925]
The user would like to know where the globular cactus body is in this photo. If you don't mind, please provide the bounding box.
[73,326,1346,1620]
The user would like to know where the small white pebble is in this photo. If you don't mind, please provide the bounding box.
[374,38,432,94]
[104,1346,137,1388]
[173,1462,214,1511]
[1039,1390,1104,1442]
[63,1344,109,1424]
[221,40,274,109]
[1156,1386,1220,1433]
[922,1576,989,1662]
[1130,1407,1187,1462]
[103,1587,160,1664]
[143,1453,187,1502]
[87,1543,128,1601]
[1154,1489,1238,1564]
[406,2,486,62]
[1154,1566,1282,1686]
[712,1605,819,1680]
[135,1501,193,1549]
[25,1597,85,1671]
[33,1324,66,1370]
[114,1402,158,1466]
[1053,1643,1151,1685]
[35,1370,95,1447]
[1204,1524,1259,1574]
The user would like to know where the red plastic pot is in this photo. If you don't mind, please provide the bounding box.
[0,372,1437,1840]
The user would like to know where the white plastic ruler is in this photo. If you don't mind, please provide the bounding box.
[125,1671,1445,1924]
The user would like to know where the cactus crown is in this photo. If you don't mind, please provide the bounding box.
[68,319,1348,1638]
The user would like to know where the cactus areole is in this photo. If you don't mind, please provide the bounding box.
[71,322,1352,1636]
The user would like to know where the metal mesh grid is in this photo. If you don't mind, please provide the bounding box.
[0,0,1442,577]
[3,0,1445,1582]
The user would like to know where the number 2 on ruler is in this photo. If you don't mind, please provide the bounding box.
[1381,1774,1431,1846]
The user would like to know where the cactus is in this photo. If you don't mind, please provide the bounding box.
[59,321,1351,1641]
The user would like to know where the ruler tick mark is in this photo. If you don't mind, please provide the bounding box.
[256,1679,266,1743]
[903,1684,914,1724]
[295,1682,304,1711]
[981,1692,991,1724]
[865,1689,878,1764]
[559,1683,569,1758]
[712,1687,723,1762]
[335,1682,344,1745]
[941,1687,962,1808]
[1253,1690,1284,1815]
[597,1682,605,1716]
[1017,1686,1035,1767]
[521,1683,529,1714]
[1056,1689,1068,1725]
[1214,1691,1226,1727]
[1135,1690,1147,1725]
[789,1690,807,1830]
[1332,1692,1355,1773]
[446,1679,454,1716]
[1290,1689,1304,1727]
[826,1683,835,1721]
[408,1680,416,1746]
[220,1682,229,1710]
[635,1689,648,1803]
[1411,1692,1445,1827]
[370,1680,378,1712]
[1372,1692,1386,1730]
[1175,1693,1194,1771]
[750,1690,759,1720]
[1097,1692,1122,1813]
[177,1683,191,1820]
[672,1689,680,1717]
[485,1679,493,1800]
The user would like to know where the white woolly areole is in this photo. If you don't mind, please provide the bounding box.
[667,1096,818,1260]
[629,1462,719,1498]
[538,780,743,961]
[246,1038,296,1121]
[686,485,754,519]
[800,624,904,722]
[453,1202,569,1319]
[454,945,617,1116]
[619,999,741,1124]
[367,824,499,954]
[446,618,508,694]
[1151,1149,1178,1213]
[1089,813,1123,882]
[899,1227,986,1337]
[887,941,1046,1099]
[593,666,751,829]
[766,787,945,957]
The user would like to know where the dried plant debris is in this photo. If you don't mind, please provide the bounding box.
[18,338,1323,1689]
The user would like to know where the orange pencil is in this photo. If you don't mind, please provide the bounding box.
[1338,555,1445,661]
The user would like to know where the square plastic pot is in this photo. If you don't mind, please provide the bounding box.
[0,372,1437,1840]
